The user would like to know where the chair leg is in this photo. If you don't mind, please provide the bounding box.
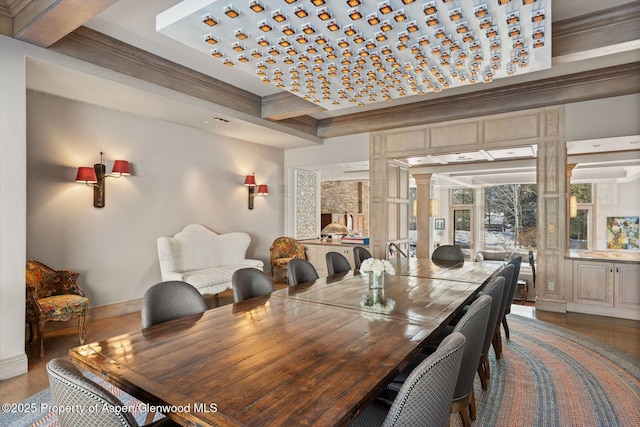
[492,326,502,359]
[477,353,489,390]
[78,311,87,345]
[28,322,34,343]
[451,395,472,427]
[38,320,46,357]
[502,316,510,339]
[469,388,477,421]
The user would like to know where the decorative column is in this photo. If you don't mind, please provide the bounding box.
[535,107,568,313]
[413,173,432,259]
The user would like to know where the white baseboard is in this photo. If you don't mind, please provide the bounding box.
[536,298,567,313]
[0,353,28,380]
[566,302,640,321]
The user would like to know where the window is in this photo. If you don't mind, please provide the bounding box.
[451,188,474,205]
[483,184,537,250]
[570,183,593,249]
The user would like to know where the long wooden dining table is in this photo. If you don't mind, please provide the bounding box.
[69,259,500,427]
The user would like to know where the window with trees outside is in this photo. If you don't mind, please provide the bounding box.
[570,183,593,249]
[484,184,537,251]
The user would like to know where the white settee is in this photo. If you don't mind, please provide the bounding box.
[157,224,264,295]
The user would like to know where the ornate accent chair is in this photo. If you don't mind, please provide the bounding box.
[269,236,306,282]
[26,260,89,357]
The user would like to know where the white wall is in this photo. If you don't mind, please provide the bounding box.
[565,94,640,141]
[26,91,284,307]
[0,36,28,380]
[284,133,369,236]
[594,182,640,250]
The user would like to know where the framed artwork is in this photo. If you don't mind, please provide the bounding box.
[606,216,639,250]
[434,218,445,230]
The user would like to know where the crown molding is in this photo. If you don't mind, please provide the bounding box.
[317,62,640,138]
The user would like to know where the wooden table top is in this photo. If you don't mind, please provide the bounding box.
[278,271,483,325]
[69,262,494,427]
[389,258,501,283]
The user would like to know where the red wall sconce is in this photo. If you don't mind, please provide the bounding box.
[244,173,269,209]
[75,152,131,208]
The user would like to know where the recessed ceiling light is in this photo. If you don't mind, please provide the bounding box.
[213,117,229,123]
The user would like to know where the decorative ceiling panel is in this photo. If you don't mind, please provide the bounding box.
[157,0,551,110]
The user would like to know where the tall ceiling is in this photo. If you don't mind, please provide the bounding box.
[2,0,639,181]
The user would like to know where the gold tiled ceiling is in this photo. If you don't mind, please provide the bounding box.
[157,0,551,110]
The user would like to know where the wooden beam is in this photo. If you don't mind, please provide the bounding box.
[317,62,640,138]
[14,0,117,47]
[49,26,263,117]
[552,2,640,60]
[262,92,324,121]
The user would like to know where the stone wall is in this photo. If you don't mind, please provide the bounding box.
[321,180,369,235]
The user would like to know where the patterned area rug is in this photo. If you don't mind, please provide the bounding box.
[451,314,640,427]
[1,314,638,426]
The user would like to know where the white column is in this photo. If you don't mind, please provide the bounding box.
[0,36,28,379]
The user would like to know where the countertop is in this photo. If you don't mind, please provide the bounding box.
[298,238,369,247]
[567,250,640,263]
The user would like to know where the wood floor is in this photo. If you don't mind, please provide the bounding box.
[2,288,639,407]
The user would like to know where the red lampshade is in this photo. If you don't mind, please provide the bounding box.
[111,160,131,175]
[256,184,269,195]
[75,167,98,183]
[244,174,257,186]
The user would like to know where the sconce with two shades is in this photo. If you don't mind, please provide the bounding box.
[244,173,268,210]
[75,152,131,208]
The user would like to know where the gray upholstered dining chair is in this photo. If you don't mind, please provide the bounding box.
[492,264,515,359]
[350,332,466,427]
[476,275,505,390]
[389,295,491,427]
[431,244,465,263]
[232,268,275,303]
[141,281,208,329]
[502,256,522,339]
[47,358,178,427]
[326,251,351,276]
[353,246,372,270]
[287,258,320,286]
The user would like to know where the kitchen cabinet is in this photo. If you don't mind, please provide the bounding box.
[570,258,640,318]
[299,239,363,277]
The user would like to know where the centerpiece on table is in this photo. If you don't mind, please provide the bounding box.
[360,258,396,311]
[360,258,396,290]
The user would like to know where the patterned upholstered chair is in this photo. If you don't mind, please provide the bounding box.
[26,260,89,357]
[47,358,178,426]
[269,237,306,282]
[350,332,466,427]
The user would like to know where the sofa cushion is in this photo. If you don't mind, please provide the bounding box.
[180,265,251,288]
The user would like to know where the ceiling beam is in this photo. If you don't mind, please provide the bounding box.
[262,92,324,121]
[48,26,321,139]
[552,2,640,61]
[317,61,640,138]
[13,0,116,47]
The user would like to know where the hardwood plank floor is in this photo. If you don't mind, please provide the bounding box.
[2,288,639,407]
